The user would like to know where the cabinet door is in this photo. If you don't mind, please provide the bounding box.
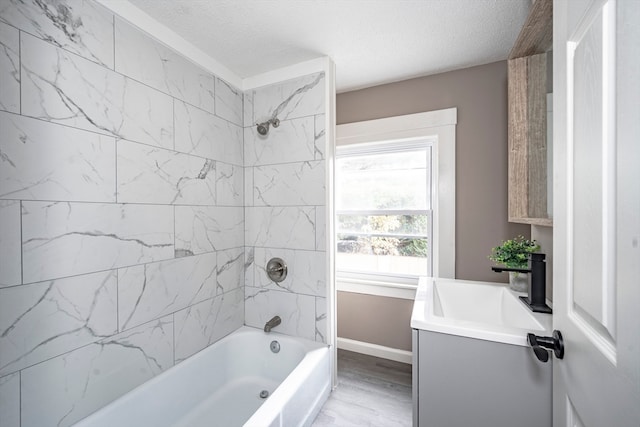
[414,329,550,427]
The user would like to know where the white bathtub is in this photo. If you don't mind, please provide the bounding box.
[73,326,331,427]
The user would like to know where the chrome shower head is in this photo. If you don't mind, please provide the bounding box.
[257,122,269,135]
[256,118,280,136]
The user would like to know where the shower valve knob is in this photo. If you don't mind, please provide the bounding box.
[266,257,287,282]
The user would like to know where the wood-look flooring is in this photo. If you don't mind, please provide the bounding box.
[312,349,412,427]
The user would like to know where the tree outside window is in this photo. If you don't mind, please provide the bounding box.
[336,141,432,277]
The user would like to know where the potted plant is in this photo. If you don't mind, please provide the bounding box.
[489,236,540,292]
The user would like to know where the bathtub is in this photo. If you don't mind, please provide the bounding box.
[74,326,331,427]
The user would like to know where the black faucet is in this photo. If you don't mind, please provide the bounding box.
[492,253,552,313]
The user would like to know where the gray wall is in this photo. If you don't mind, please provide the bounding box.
[338,292,414,350]
[336,61,530,351]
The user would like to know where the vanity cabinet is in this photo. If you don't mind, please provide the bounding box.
[412,329,551,427]
[410,277,553,427]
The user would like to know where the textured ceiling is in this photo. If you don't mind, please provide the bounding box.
[127,0,531,92]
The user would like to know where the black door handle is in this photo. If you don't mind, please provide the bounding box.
[527,330,564,363]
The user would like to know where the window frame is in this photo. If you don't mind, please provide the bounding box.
[336,138,434,279]
[335,108,457,297]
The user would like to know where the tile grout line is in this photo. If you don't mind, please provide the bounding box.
[5,313,180,378]
[3,248,244,290]
[1,197,246,208]
[116,268,120,333]
[112,14,115,71]
[172,313,176,366]
[19,200,23,286]
[18,29,22,116]
[0,104,243,166]
[19,370,22,427]
[114,136,118,204]
[172,97,175,151]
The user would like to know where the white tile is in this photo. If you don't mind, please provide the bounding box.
[216,162,243,206]
[0,0,114,68]
[21,316,173,427]
[252,72,325,122]
[253,161,325,206]
[21,33,173,149]
[117,140,215,205]
[0,200,21,286]
[174,288,243,363]
[174,100,243,166]
[316,206,326,251]
[246,206,316,250]
[315,114,326,160]
[244,246,255,287]
[243,92,253,127]
[244,116,315,166]
[253,248,326,297]
[0,372,20,427]
[315,297,327,343]
[0,271,117,377]
[0,112,116,202]
[118,253,216,332]
[0,22,19,113]
[215,78,243,126]
[22,201,174,283]
[114,18,214,112]
[244,287,315,340]
[175,206,243,256]
[244,167,254,207]
[217,247,244,294]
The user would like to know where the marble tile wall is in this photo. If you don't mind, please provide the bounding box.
[0,1,245,426]
[243,73,328,344]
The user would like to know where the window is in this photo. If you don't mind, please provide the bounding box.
[336,139,433,278]
[335,108,457,292]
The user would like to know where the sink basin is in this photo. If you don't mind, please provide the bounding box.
[411,277,551,346]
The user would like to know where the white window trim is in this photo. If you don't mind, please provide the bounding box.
[336,108,456,294]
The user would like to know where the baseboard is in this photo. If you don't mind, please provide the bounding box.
[337,337,412,364]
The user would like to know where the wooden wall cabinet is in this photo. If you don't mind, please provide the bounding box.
[507,0,553,227]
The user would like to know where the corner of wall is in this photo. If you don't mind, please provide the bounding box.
[241,59,333,345]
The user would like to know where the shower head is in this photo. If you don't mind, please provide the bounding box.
[256,118,280,136]
[257,122,269,136]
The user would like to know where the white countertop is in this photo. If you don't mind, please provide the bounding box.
[411,277,553,347]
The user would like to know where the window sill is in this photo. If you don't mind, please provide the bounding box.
[336,276,418,300]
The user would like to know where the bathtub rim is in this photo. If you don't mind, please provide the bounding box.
[73,325,329,427]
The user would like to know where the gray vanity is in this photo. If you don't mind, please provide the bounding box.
[411,277,552,427]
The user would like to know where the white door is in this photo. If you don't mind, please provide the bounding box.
[553,0,640,426]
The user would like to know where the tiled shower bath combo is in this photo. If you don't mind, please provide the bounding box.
[0,1,328,425]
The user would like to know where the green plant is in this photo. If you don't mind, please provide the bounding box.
[489,236,540,269]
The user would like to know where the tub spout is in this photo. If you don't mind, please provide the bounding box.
[264,316,281,333]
